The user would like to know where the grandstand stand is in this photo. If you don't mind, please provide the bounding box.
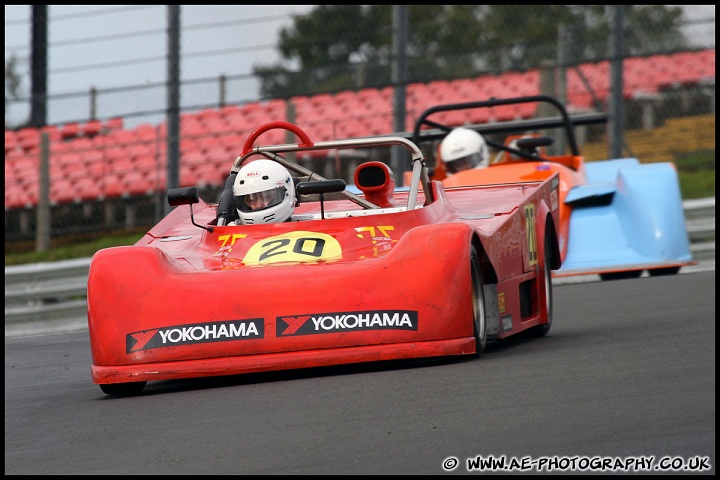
[4,48,715,220]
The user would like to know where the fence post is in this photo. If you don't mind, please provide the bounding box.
[35,131,51,252]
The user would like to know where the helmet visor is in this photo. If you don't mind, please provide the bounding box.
[445,152,484,174]
[235,186,287,212]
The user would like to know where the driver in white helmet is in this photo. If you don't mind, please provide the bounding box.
[230,159,296,225]
[439,127,489,175]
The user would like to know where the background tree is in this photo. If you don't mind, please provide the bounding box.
[254,5,687,98]
[5,54,24,128]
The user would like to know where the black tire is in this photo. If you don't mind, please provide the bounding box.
[648,266,681,277]
[100,381,146,396]
[470,246,487,357]
[529,225,553,337]
[600,270,643,281]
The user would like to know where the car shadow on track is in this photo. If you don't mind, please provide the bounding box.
[106,331,554,397]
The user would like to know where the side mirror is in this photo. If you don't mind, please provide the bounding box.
[167,186,213,233]
[167,186,199,207]
[295,179,347,195]
[296,179,346,220]
[516,136,553,151]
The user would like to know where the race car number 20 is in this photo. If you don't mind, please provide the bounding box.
[244,231,342,265]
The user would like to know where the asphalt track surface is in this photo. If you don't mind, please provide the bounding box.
[5,270,715,475]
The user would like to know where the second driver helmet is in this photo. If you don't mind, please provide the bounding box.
[439,127,489,174]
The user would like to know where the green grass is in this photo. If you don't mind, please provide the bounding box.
[5,233,145,266]
[676,150,715,200]
[4,155,714,266]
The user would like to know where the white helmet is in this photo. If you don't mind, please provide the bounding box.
[233,159,296,224]
[439,127,489,174]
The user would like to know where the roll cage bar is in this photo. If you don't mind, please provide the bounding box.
[213,121,432,226]
[407,95,608,162]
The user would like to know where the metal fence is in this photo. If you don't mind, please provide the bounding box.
[4,6,716,249]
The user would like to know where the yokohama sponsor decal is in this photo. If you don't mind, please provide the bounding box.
[126,319,263,353]
[277,310,418,336]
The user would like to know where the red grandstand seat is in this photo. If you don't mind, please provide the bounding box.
[59,153,86,179]
[87,160,106,179]
[104,117,124,132]
[143,170,167,193]
[307,123,335,142]
[225,110,255,131]
[203,117,230,138]
[60,122,80,141]
[126,142,156,160]
[5,130,19,153]
[81,148,104,164]
[375,117,395,136]
[336,120,365,139]
[105,129,136,149]
[6,181,39,209]
[67,136,94,154]
[16,127,40,152]
[98,144,126,162]
[122,171,152,196]
[197,108,223,123]
[98,178,126,199]
[50,178,76,205]
[10,154,38,178]
[180,114,207,140]
[204,145,230,167]
[219,104,242,120]
[110,156,135,175]
[133,154,161,173]
[57,151,83,168]
[134,123,160,143]
[73,176,103,201]
[180,138,201,154]
[182,150,206,170]
[361,97,393,116]
[41,125,62,143]
[49,162,65,181]
[5,160,15,179]
[5,183,28,210]
[193,163,224,188]
[178,167,195,187]
[83,119,103,137]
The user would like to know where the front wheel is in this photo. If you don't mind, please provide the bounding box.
[100,381,146,396]
[470,246,487,357]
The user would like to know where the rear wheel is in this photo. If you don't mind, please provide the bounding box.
[600,270,643,281]
[100,381,146,396]
[529,225,553,337]
[470,246,487,357]
[648,266,681,277]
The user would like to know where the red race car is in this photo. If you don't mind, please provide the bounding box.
[88,121,560,395]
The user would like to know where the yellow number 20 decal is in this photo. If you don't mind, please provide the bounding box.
[243,231,342,265]
[524,205,538,266]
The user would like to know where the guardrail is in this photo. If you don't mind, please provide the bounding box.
[5,197,715,338]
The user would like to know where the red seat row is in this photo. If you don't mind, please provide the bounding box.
[5,49,715,210]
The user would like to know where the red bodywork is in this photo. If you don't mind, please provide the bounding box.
[441,150,583,264]
[88,123,560,391]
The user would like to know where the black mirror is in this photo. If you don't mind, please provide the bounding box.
[295,179,346,220]
[516,136,553,151]
[167,186,213,233]
[296,179,346,195]
[167,186,199,207]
